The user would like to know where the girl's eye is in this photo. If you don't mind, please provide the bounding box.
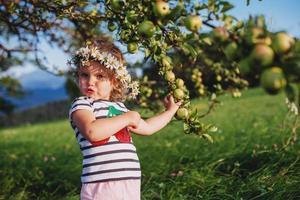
[96,74,104,79]
[79,72,88,78]
[79,72,89,79]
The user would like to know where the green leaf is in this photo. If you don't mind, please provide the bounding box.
[0,76,24,97]
[144,48,151,58]
[208,0,216,12]
[202,37,212,45]
[203,134,214,143]
[220,1,234,13]
[181,43,198,59]
[183,122,190,134]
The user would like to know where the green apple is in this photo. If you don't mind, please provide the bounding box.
[175,78,185,88]
[236,20,244,29]
[256,37,272,46]
[176,107,189,120]
[260,67,287,95]
[107,21,117,32]
[238,58,252,75]
[198,88,205,95]
[120,29,129,41]
[250,44,274,67]
[127,42,138,54]
[162,57,172,70]
[174,88,185,99]
[264,37,272,46]
[110,0,123,10]
[272,32,294,54]
[213,26,229,41]
[137,20,156,38]
[146,88,152,97]
[164,71,175,82]
[153,1,170,18]
[184,15,202,32]
[126,10,138,23]
[246,27,263,44]
[216,75,222,81]
[224,42,238,60]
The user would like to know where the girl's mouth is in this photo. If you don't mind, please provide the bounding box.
[85,88,94,94]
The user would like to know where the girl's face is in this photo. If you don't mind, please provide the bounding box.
[78,61,113,100]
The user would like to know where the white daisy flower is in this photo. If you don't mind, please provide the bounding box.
[78,46,90,57]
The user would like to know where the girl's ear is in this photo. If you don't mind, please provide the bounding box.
[109,78,116,101]
[111,77,118,89]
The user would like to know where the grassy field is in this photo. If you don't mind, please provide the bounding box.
[0,88,299,200]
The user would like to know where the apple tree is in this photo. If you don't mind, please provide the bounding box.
[100,0,299,141]
[0,0,299,142]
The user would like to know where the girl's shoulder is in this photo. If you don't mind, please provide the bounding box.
[69,96,94,121]
[70,96,94,107]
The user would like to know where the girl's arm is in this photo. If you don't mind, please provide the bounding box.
[72,110,140,142]
[129,95,182,136]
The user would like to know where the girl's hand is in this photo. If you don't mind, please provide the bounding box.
[124,111,141,129]
[127,120,141,132]
[163,95,182,112]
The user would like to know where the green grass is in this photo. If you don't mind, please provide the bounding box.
[0,88,299,200]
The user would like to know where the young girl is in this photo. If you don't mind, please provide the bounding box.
[68,39,181,200]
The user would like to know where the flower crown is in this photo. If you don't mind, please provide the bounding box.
[68,46,139,99]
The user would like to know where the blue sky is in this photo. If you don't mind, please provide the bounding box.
[5,0,300,90]
[229,0,300,37]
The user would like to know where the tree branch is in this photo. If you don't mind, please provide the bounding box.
[0,43,34,53]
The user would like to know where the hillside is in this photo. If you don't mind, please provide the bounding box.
[10,87,68,111]
[0,99,70,127]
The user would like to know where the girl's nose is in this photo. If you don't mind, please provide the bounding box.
[88,76,96,85]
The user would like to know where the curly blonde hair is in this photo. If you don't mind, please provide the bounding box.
[74,38,128,102]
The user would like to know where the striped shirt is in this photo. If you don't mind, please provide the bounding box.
[69,96,141,183]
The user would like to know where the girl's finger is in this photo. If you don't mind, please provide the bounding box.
[163,96,168,103]
[128,125,137,129]
[176,100,183,106]
[165,95,172,102]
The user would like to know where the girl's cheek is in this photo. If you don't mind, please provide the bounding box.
[79,80,86,89]
[79,78,86,84]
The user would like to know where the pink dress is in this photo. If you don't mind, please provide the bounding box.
[80,179,140,200]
